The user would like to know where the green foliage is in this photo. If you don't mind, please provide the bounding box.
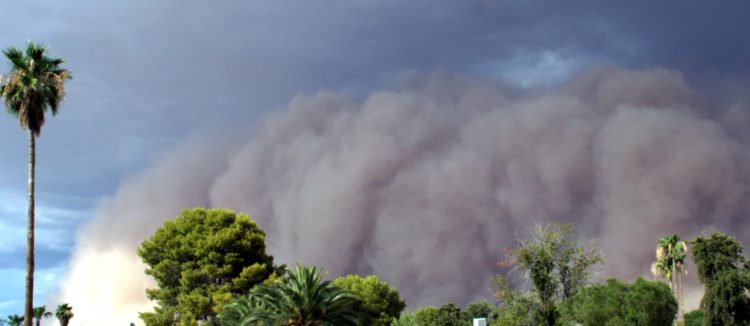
[491,275,536,325]
[564,278,677,326]
[138,208,280,325]
[415,307,439,325]
[692,232,745,284]
[435,303,466,326]
[691,232,750,326]
[391,310,418,326]
[683,309,706,326]
[496,224,602,326]
[464,300,496,321]
[218,265,363,326]
[1,42,71,135]
[702,269,750,325]
[414,304,475,326]
[32,306,52,326]
[55,304,73,326]
[333,274,406,326]
[5,315,22,326]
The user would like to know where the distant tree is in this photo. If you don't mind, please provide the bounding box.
[691,232,750,326]
[491,274,537,326]
[464,300,496,322]
[683,309,706,326]
[564,278,677,326]
[496,224,602,326]
[434,303,467,326]
[138,208,282,325]
[650,234,688,322]
[391,311,417,326]
[218,265,362,326]
[54,304,73,326]
[31,306,51,326]
[2,42,71,326]
[415,307,440,326]
[333,274,406,326]
[6,316,22,326]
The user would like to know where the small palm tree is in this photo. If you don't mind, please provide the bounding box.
[1,42,71,326]
[219,265,363,326]
[650,234,688,322]
[6,315,23,326]
[55,304,73,326]
[32,306,52,326]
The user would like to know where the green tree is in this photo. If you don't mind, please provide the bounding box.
[218,265,363,326]
[563,278,677,326]
[497,224,602,326]
[683,309,706,326]
[6,316,22,326]
[434,303,467,326]
[333,274,405,326]
[464,300,496,322]
[414,307,439,326]
[650,234,688,321]
[55,304,73,326]
[391,311,417,326]
[138,208,281,325]
[31,306,51,326]
[691,232,750,326]
[1,42,71,326]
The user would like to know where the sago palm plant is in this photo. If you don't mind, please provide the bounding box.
[219,265,363,326]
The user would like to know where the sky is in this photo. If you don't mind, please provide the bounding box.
[1,0,750,324]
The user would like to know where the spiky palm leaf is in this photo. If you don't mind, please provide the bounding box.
[55,304,73,326]
[31,306,52,326]
[651,235,688,281]
[219,265,362,326]
[1,43,70,136]
[6,315,23,326]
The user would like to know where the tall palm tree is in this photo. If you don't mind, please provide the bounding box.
[219,265,362,326]
[54,304,73,326]
[650,234,688,323]
[0,42,70,326]
[31,306,51,326]
[6,315,23,326]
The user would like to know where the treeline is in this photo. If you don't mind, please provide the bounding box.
[2,304,74,326]
[137,208,750,326]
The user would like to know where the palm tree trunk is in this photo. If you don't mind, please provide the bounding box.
[23,130,35,326]
[677,272,684,323]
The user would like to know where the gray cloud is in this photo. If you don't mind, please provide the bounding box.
[56,67,750,324]
[2,0,749,202]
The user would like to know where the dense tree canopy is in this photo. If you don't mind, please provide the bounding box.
[464,300,496,321]
[496,224,602,326]
[691,232,750,326]
[138,208,281,325]
[391,311,417,326]
[564,278,677,326]
[332,274,405,326]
